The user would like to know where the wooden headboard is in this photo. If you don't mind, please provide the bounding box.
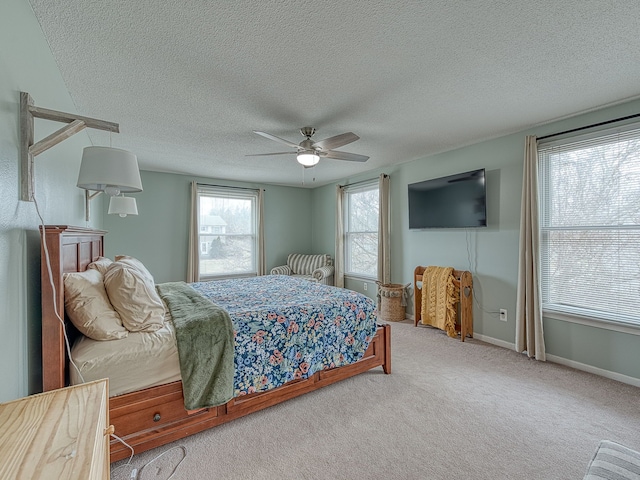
[41,225,107,392]
[413,266,473,341]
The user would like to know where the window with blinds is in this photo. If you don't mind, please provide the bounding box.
[344,180,379,279]
[538,124,640,326]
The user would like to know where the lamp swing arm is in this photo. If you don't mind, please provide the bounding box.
[84,190,102,222]
[20,91,120,202]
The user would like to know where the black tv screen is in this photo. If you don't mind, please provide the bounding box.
[408,169,487,229]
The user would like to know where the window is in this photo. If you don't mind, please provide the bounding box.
[344,181,379,278]
[538,125,640,327]
[196,185,260,279]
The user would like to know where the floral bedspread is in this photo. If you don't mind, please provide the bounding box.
[190,275,378,396]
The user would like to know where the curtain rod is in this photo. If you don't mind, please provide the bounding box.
[197,182,264,192]
[340,173,388,188]
[538,112,640,141]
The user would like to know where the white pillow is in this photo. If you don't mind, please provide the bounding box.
[114,255,155,283]
[87,256,113,275]
[104,260,164,332]
[63,269,128,341]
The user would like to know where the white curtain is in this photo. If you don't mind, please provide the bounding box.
[377,174,391,284]
[257,188,266,276]
[515,136,545,361]
[335,185,345,288]
[186,181,200,283]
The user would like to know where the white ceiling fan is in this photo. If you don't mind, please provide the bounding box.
[248,126,369,167]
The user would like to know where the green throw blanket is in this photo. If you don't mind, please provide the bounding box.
[156,282,234,410]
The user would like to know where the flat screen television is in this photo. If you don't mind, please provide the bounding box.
[408,168,487,229]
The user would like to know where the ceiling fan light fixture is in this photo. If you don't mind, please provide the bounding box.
[251,127,367,166]
[297,151,320,166]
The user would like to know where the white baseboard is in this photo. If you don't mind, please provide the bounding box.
[472,333,516,351]
[545,354,640,388]
[406,316,640,388]
[471,333,640,388]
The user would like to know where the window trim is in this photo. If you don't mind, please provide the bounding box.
[343,179,379,280]
[538,121,640,331]
[543,308,640,336]
[344,273,377,283]
[196,184,260,280]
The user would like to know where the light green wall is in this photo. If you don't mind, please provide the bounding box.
[543,319,640,379]
[103,171,312,282]
[311,98,640,381]
[0,0,99,402]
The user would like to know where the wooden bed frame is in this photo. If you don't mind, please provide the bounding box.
[413,266,473,341]
[40,226,391,462]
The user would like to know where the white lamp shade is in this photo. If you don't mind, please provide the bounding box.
[108,195,138,217]
[297,151,320,166]
[77,146,143,193]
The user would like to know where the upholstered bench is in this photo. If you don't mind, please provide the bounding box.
[584,440,640,479]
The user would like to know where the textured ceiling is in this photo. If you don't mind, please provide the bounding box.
[28,0,640,187]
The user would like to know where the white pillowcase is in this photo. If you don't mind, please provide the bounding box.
[114,255,155,283]
[104,257,165,332]
[64,269,128,341]
[87,256,113,275]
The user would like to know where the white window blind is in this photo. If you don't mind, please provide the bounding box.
[344,180,379,278]
[538,124,640,326]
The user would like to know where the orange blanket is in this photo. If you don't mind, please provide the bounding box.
[420,266,458,338]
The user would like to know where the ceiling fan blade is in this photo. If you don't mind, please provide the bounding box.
[321,150,369,162]
[253,131,300,149]
[245,151,297,157]
[312,132,359,151]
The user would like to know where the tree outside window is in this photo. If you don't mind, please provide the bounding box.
[539,129,640,325]
[197,188,258,278]
[345,184,379,278]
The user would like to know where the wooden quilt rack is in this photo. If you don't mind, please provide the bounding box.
[413,266,473,341]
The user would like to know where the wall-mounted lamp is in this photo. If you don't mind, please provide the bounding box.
[78,146,142,221]
[20,92,142,221]
[77,146,142,194]
[108,194,138,218]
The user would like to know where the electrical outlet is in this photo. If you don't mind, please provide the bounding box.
[363,282,368,291]
[499,309,507,322]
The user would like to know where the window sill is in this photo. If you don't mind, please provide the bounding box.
[543,309,640,336]
[345,274,377,283]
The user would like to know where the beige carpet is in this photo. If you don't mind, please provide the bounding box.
[112,320,640,479]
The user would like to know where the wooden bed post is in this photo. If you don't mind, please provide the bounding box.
[41,226,65,391]
[382,323,391,374]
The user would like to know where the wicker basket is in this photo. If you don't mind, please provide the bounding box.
[377,283,407,322]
